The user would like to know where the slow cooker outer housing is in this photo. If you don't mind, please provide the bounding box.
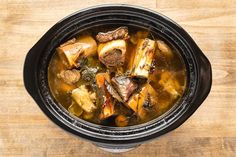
[23,5,212,149]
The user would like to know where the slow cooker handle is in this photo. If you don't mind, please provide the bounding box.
[23,46,41,101]
[195,50,212,105]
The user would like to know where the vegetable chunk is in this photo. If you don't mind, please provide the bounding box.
[71,85,96,113]
[156,40,173,58]
[127,83,158,119]
[115,115,128,127]
[159,71,182,98]
[68,101,83,117]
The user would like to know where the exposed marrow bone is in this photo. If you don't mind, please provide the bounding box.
[57,35,97,68]
[96,26,129,43]
[131,38,156,78]
[97,40,126,67]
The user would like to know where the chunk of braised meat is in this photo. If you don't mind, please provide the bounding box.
[96,26,129,43]
[111,76,138,102]
[71,85,96,113]
[57,69,80,84]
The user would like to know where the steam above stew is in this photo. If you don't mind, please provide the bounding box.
[48,26,187,127]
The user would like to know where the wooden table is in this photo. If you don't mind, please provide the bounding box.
[0,0,235,156]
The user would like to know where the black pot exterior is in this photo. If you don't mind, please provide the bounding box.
[23,5,212,150]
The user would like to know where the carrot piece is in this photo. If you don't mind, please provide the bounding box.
[115,115,128,127]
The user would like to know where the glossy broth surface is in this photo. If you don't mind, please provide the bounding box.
[48,26,187,126]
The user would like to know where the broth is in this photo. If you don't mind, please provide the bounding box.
[48,26,187,127]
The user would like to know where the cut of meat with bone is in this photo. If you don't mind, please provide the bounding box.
[111,76,138,102]
[57,35,97,68]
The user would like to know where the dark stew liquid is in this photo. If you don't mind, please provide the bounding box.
[48,26,187,127]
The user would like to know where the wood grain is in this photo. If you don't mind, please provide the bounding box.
[0,0,236,156]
